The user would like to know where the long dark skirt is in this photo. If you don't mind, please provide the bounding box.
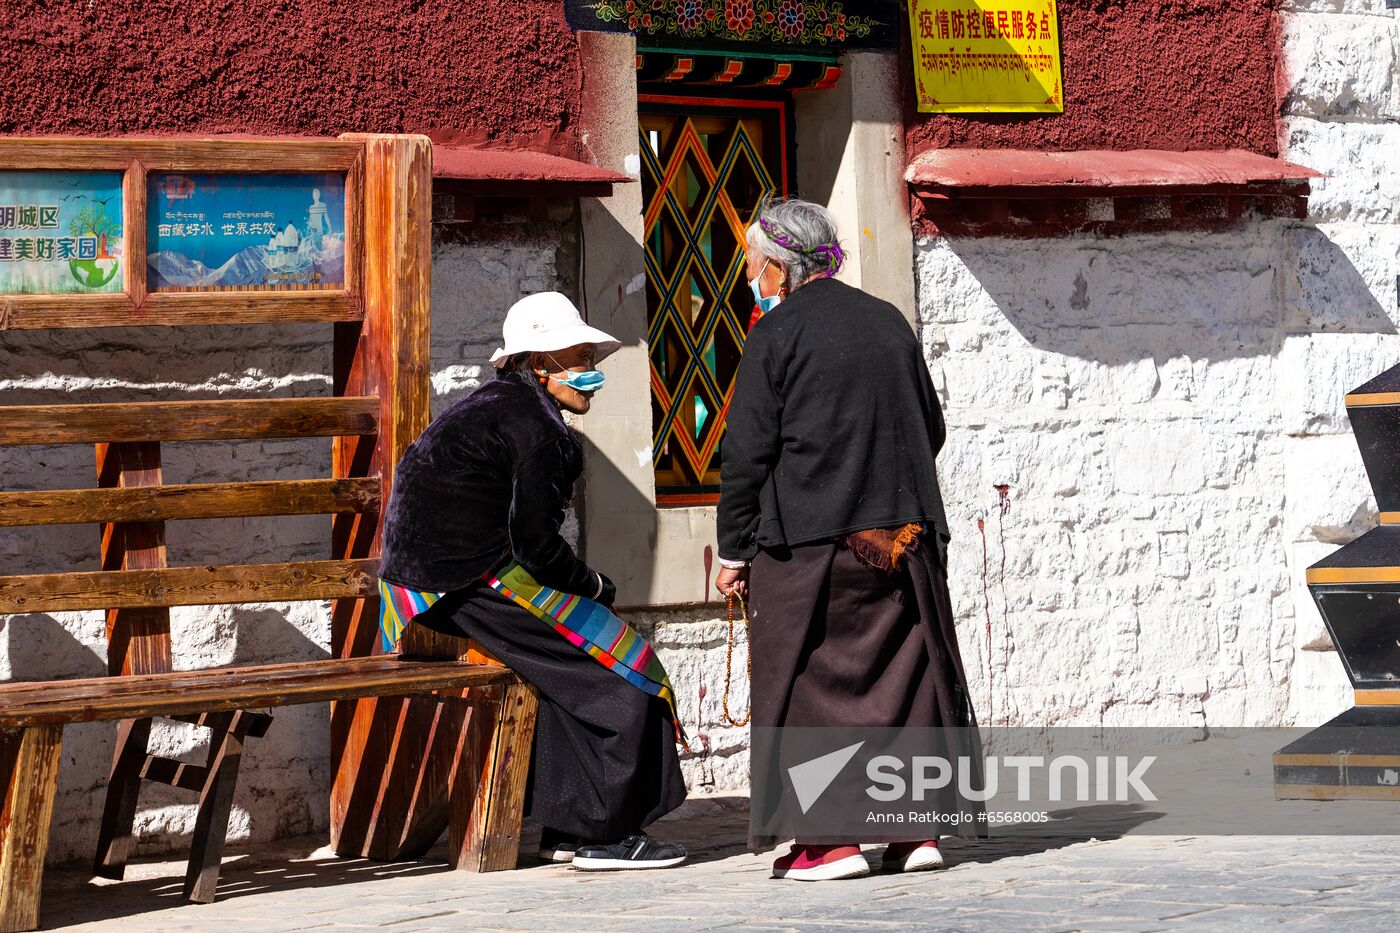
[747,538,983,847]
[410,582,687,843]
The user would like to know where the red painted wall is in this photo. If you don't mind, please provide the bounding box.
[906,0,1283,157]
[0,0,583,153]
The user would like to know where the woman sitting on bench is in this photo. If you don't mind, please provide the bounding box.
[375,292,688,871]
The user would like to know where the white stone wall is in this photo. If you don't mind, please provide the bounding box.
[0,207,578,862]
[908,0,1398,728]
[1279,0,1399,718]
[918,226,1335,728]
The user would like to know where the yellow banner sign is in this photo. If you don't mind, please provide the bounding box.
[908,0,1063,113]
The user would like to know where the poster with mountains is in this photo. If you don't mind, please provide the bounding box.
[147,172,346,290]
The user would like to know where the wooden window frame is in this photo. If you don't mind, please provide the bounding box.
[638,93,795,507]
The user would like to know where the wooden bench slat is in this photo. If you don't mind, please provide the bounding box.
[0,397,379,447]
[0,657,519,727]
[140,756,209,793]
[0,478,382,528]
[4,293,364,331]
[16,656,429,704]
[0,559,379,614]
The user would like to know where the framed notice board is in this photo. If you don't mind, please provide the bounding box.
[0,137,369,329]
[908,0,1064,113]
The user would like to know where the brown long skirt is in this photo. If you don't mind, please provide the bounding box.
[747,537,983,847]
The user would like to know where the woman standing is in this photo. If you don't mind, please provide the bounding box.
[377,292,688,871]
[716,199,979,881]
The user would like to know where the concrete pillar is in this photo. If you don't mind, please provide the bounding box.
[575,32,668,607]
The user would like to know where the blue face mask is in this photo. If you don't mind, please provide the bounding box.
[541,355,605,393]
[749,261,781,314]
[551,369,606,392]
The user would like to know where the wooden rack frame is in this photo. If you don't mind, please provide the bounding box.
[0,134,527,929]
[0,136,366,330]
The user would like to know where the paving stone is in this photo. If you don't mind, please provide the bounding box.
[39,796,1400,932]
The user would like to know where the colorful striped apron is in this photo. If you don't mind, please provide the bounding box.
[377,565,683,742]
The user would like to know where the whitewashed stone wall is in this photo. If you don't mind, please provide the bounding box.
[908,0,1398,729]
[0,206,579,861]
[1279,0,1399,718]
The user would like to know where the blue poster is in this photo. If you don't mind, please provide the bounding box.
[147,173,346,290]
[0,171,124,294]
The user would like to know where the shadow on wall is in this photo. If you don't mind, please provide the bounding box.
[3,614,118,864]
[579,429,661,600]
[574,202,666,604]
[2,611,108,682]
[1,607,331,864]
[930,226,1394,377]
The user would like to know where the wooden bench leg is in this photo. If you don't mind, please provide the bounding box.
[450,681,539,872]
[182,719,249,904]
[93,717,152,880]
[0,726,64,933]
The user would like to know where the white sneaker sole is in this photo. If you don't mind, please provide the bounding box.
[890,847,945,872]
[570,855,687,871]
[539,848,575,863]
[772,854,871,882]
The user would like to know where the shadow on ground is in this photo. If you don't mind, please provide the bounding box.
[41,795,1160,928]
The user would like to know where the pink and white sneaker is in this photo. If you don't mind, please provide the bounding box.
[771,844,870,881]
[881,839,945,872]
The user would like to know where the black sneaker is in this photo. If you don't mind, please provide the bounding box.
[571,833,687,871]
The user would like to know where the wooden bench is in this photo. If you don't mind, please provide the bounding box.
[0,134,535,933]
[0,657,534,925]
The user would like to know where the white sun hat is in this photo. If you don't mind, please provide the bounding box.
[489,291,623,369]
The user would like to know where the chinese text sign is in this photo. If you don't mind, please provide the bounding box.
[148,173,346,290]
[0,172,124,295]
[908,1,1063,113]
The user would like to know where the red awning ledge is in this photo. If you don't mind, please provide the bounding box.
[905,148,1321,237]
[906,148,1320,191]
[433,145,631,196]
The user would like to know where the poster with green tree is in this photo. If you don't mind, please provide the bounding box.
[0,171,124,294]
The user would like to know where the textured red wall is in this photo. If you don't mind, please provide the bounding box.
[0,0,583,153]
[906,0,1283,157]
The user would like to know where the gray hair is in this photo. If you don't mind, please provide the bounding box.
[744,197,845,288]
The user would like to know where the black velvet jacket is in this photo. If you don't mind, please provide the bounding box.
[378,369,614,604]
[717,277,951,562]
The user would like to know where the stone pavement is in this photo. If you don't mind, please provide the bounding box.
[39,794,1400,932]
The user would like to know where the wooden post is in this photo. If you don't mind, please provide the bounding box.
[450,682,539,872]
[0,726,63,933]
[329,134,437,859]
[183,712,261,904]
[92,441,171,879]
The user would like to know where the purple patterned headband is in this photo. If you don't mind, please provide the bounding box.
[759,216,845,279]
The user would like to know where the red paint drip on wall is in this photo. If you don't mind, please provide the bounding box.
[995,484,1013,724]
[979,485,1015,726]
[977,514,993,725]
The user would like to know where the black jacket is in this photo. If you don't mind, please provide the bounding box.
[717,277,950,562]
[378,369,614,604]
